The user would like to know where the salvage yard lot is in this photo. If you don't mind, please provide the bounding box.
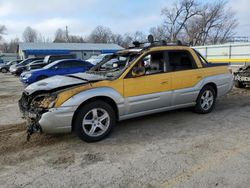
[0,73,249,187]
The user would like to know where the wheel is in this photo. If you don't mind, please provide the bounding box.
[1,68,7,73]
[74,100,116,142]
[36,75,48,81]
[234,80,245,88]
[195,85,216,114]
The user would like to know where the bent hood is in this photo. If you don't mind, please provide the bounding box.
[24,73,106,95]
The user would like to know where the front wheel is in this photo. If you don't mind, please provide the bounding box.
[1,68,8,73]
[74,100,116,142]
[195,86,216,114]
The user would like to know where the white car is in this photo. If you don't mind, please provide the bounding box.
[86,54,112,65]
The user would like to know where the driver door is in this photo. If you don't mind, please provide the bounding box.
[123,51,172,115]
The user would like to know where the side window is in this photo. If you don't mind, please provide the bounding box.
[167,51,196,72]
[56,62,70,68]
[71,61,83,67]
[129,52,165,77]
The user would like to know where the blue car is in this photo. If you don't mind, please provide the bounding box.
[20,59,93,84]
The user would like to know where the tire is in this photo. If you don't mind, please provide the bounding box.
[234,80,245,88]
[36,75,48,81]
[194,85,216,114]
[1,68,7,73]
[74,100,116,142]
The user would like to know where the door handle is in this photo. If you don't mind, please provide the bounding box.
[197,75,202,79]
[161,81,169,85]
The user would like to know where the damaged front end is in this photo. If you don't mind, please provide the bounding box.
[19,92,58,141]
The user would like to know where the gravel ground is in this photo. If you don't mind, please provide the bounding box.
[0,73,249,188]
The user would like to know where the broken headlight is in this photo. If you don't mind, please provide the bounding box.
[31,94,58,109]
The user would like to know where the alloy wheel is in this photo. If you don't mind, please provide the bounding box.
[200,90,214,111]
[82,108,110,137]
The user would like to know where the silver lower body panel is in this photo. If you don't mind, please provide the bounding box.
[39,106,78,133]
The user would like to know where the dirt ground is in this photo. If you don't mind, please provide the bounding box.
[0,73,249,188]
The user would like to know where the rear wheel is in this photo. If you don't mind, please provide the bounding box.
[36,75,48,81]
[234,80,245,88]
[74,100,116,142]
[195,85,216,114]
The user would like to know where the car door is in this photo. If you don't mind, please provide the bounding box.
[69,61,85,74]
[123,51,172,115]
[167,49,204,106]
[52,61,71,76]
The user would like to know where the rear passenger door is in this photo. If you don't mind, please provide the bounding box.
[166,49,204,106]
[70,61,86,74]
[53,62,71,75]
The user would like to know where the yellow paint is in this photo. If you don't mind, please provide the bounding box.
[209,58,250,63]
[54,46,230,107]
[54,79,124,108]
[124,72,172,97]
[55,84,93,107]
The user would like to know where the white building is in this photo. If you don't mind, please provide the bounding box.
[18,42,123,60]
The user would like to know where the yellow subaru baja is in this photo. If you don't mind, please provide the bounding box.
[19,38,233,142]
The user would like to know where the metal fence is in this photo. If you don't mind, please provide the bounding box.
[193,43,250,67]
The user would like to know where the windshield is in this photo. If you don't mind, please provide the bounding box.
[6,61,14,65]
[87,52,139,79]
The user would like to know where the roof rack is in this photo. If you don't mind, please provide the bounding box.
[131,35,188,50]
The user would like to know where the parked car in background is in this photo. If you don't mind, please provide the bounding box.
[0,59,4,64]
[19,36,233,142]
[86,53,112,65]
[234,65,250,88]
[0,60,22,73]
[9,57,44,75]
[44,54,77,64]
[20,59,93,84]
[26,54,77,72]
[26,60,45,71]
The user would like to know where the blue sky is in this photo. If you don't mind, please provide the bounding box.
[0,0,249,41]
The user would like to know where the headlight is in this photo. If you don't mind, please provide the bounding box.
[31,94,58,109]
[24,73,32,78]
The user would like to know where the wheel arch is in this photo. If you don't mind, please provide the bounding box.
[71,96,119,132]
[202,82,218,97]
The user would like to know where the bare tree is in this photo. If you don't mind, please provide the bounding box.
[162,0,200,42]
[8,38,20,53]
[88,26,113,43]
[110,34,124,46]
[22,26,38,42]
[54,28,85,43]
[132,31,145,42]
[54,28,67,42]
[185,0,238,45]
[68,35,85,43]
[0,25,7,41]
[121,33,133,48]
[149,26,169,41]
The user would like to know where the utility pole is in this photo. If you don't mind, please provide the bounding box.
[65,26,69,42]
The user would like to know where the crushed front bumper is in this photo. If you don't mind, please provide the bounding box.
[38,106,77,134]
[19,92,78,139]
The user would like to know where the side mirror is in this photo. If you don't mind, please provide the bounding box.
[132,66,145,77]
[54,66,59,70]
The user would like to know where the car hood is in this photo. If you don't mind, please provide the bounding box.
[24,72,107,95]
[0,64,7,68]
